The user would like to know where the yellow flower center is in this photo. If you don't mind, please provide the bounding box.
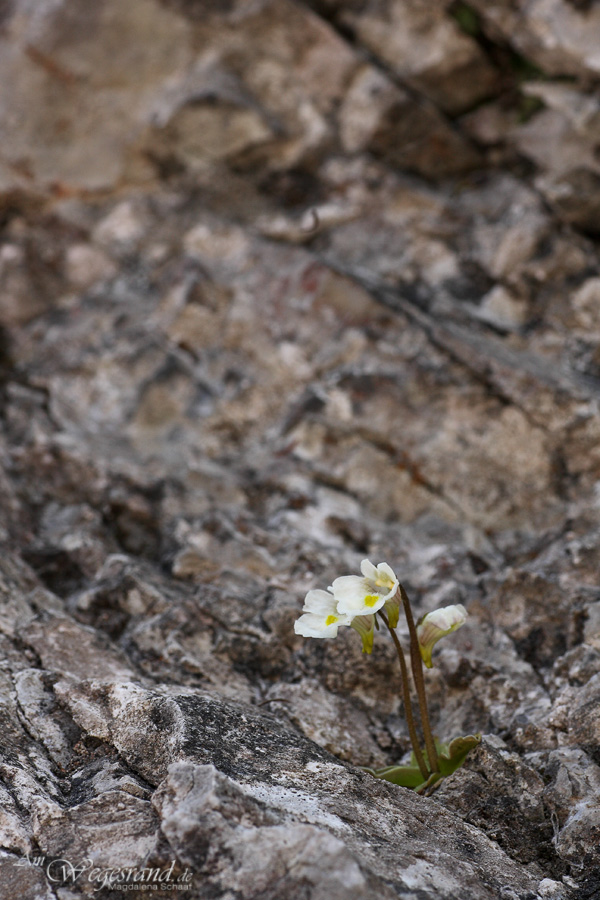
[364,594,380,608]
[375,575,393,589]
[325,615,338,626]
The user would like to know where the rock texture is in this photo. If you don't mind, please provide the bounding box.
[1,1,600,898]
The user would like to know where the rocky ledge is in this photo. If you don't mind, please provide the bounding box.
[1,1,600,898]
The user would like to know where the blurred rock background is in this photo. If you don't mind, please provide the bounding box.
[1,1,600,898]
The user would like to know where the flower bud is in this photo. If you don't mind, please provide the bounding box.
[416,604,468,668]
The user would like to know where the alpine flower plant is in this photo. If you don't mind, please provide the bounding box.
[294,559,480,792]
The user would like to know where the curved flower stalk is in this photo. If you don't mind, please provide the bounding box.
[293,559,477,792]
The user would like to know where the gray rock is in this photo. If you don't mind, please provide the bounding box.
[1,0,600,896]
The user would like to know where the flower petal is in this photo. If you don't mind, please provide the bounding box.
[360,559,398,596]
[360,559,379,581]
[377,562,398,586]
[294,612,341,638]
[330,575,369,604]
[331,575,388,615]
[302,589,338,616]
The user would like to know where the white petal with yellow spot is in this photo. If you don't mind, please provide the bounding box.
[294,589,353,639]
[330,559,399,617]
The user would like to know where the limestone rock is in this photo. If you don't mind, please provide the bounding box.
[1,0,600,897]
[469,0,600,80]
[335,0,500,115]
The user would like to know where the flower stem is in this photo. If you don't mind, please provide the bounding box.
[399,585,440,773]
[378,610,429,781]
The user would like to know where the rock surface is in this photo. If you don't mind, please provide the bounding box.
[1,1,600,898]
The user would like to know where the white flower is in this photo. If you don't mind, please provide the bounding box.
[330,559,399,617]
[416,604,468,668]
[294,589,353,639]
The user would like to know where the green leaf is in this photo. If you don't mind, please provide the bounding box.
[361,733,481,793]
[438,733,481,777]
